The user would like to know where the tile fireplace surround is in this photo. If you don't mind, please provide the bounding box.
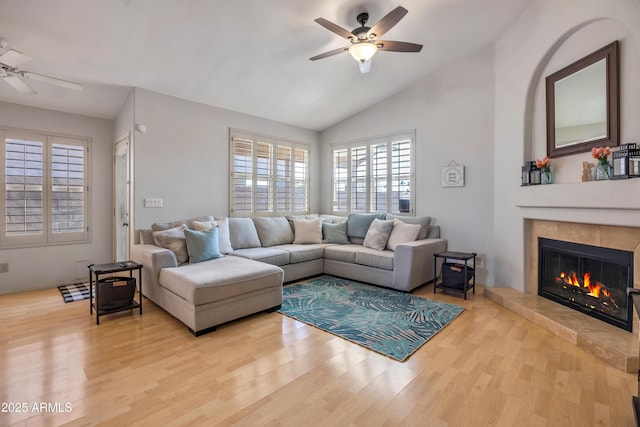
[486,219,640,372]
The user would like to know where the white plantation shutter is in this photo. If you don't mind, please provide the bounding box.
[350,145,367,212]
[1,129,90,248]
[276,145,291,213]
[332,148,348,213]
[48,137,88,243]
[4,134,44,244]
[331,131,414,215]
[230,130,310,217]
[294,147,308,213]
[370,142,388,213]
[391,135,413,214]
[255,140,273,214]
[230,136,253,216]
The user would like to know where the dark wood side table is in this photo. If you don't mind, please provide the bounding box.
[433,251,476,300]
[88,261,143,325]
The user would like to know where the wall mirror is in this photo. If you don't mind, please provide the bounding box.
[546,40,619,158]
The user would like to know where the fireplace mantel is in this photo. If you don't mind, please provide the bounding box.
[516,179,640,210]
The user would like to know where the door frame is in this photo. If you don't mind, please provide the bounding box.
[113,132,133,261]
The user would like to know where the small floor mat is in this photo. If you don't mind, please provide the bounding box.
[58,283,91,303]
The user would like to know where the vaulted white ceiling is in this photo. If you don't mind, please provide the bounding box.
[0,0,533,131]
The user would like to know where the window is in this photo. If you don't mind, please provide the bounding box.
[230,130,310,217]
[331,131,414,215]
[1,129,90,247]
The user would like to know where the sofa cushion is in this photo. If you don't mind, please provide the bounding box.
[323,244,362,264]
[253,217,294,247]
[355,248,395,271]
[319,214,347,224]
[152,225,189,264]
[228,217,262,249]
[152,216,214,232]
[363,218,394,250]
[159,256,283,305]
[229,247,290,266]
[322,221,349,244]
[139,229,154,245]
[184,228,221,263]
[273,244,326,263]
[387,219,421,251]
[192,218,233,254]
[386,214,431,240]
[347,212,386,239]
[293,218,323,244]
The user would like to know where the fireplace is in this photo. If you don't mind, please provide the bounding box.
[538,237,633,331]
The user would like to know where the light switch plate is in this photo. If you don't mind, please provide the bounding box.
[144,198,163,208]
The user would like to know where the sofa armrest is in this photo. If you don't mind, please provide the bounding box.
[131,244,178,299]
[392,238,447,292]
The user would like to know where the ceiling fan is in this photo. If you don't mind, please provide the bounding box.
[0,38,83,94]
[310,6,422,73]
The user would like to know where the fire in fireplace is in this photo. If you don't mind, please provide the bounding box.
[538,237,633,331]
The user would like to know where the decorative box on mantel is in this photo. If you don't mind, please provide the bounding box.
[613,143,640,179]
[521,161,541,186]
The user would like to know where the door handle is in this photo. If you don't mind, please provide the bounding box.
[122,222,129,227]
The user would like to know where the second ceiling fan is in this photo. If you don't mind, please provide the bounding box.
[310,6,422,73]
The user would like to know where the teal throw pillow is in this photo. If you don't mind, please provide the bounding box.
[322,221,349,244]
[184,227,221,263]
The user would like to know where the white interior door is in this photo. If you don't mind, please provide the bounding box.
[114,134,131,261]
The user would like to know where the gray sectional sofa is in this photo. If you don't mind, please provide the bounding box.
[131,213,447,335]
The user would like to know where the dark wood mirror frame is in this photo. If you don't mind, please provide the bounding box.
[546,41,619,158]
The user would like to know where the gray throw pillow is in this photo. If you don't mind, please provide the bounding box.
[322,221,349,244]
[228,217,261,249]
[386,214,431,240]
[152,224,189,264]
[362,219,394,251]
[347,212,386,239]
[253,217,294,247]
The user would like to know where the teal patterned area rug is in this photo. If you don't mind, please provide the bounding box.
[279,275,464,362]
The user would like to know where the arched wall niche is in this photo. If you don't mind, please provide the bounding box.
[523,18,640,183]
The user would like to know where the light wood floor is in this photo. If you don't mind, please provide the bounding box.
[0,283,636,426]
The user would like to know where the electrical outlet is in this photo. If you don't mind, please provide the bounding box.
[0,262,8,273]
[475,256,484,268]
[144,198,163,208]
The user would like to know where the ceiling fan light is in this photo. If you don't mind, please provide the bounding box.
[349,42,377,63]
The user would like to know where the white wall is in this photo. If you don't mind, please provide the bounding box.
[493,0,640,290]
[132,88,320,229]
[114,89,134,142]
[320,47,496,284]
[0,102,114,294]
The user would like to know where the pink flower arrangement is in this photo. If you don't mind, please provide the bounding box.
[536,156,551,171]
[591,146,611,163]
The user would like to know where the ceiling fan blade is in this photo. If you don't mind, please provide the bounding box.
[309,46,349,61]
[22,71,84,91]
[376,40,423,52]
[314,18,355,40]
[2,73,36,94]
[367,6,408,39]
[0,49,32,67]
[358,60,372,74]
